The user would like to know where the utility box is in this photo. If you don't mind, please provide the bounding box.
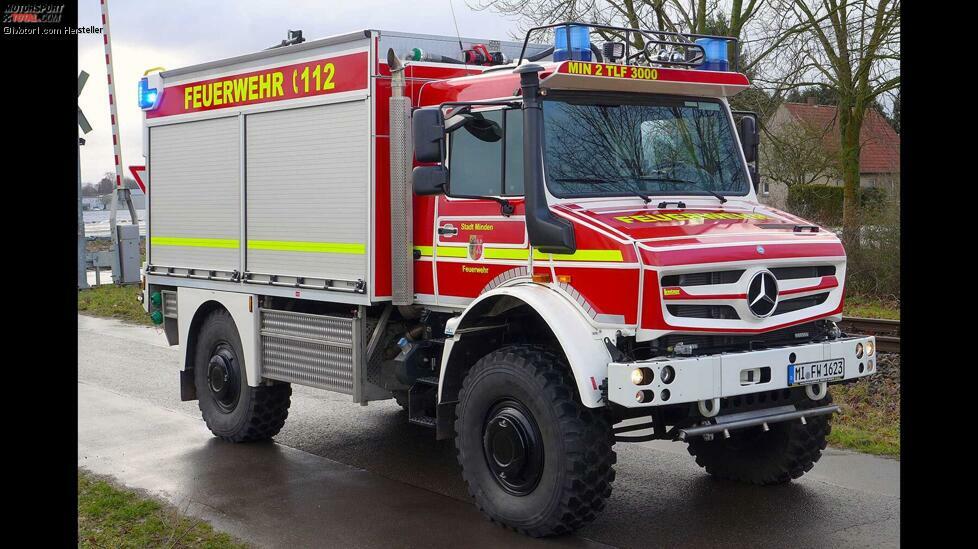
[116,223,141,284]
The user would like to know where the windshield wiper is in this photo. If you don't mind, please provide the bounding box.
[554,177,651,204]
[637,176,728,205]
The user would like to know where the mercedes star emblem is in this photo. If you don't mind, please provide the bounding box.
[747,271,778,318]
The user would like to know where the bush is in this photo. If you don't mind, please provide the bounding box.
[786,184,886,227]
[784,183,899,301]
[844,196,900,300]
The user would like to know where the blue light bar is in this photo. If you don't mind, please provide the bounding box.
[554,24,592,62]
[138,77,160,110]
[694,38,729,71]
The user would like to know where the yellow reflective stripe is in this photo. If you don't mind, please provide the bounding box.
[247,240,365,255]
[433,246,468,258]
[151,237,239,249]
[413,246,622,262]
[532,249,624,262]
[484,248,529,260]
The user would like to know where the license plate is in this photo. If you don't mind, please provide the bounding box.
[788,359,845,386]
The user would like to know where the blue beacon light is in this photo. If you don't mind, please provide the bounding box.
[694,38,729,71]
[553,25,592,62]
[138,77,160,110]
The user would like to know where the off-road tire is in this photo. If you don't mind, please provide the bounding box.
[454,345,616,537]
[194,309,291,442]
[686,390,833,485]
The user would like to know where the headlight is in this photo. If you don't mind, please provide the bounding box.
[865,339,875,357]
[631,368,653,385]
[855,342,864,359]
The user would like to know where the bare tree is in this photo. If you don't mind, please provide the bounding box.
[758,0,899,248]
[762,118,838,188]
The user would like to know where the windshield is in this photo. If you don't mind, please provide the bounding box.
[542,94,750,199]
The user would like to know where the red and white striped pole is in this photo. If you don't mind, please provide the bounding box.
[99,0,137,238]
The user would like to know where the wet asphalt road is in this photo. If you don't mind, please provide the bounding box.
[78,315,899,548]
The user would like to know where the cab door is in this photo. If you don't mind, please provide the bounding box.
[432,108,528,307]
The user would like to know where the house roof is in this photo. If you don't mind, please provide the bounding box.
[780,102,900,174]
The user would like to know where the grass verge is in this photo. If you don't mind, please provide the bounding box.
[843,294,900,320]
[78,284,151,325]
[826,353,900,457]
[79,470,247,548]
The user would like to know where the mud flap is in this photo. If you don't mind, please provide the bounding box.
[180,369,197,401]
[436,400,457,440]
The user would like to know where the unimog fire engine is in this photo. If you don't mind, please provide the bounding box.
[138,23,877,536]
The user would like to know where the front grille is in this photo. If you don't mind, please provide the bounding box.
[646,321,832,357]
[774,292,829,315]
[661,269,744,287]
[770,266,835,280]
[667,304,739,319]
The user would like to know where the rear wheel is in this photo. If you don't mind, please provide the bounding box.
[454,345,616,537]
[686,390,832,485]
[194,309,291,442]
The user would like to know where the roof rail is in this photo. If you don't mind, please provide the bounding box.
[516,22,739,71]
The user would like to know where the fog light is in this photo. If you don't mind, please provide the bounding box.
[868,359,875,372]
[865,340,875,357]
[855,342,864,359]
[660,365,676,384]
[631,367,653,385]
[635,390,654,403]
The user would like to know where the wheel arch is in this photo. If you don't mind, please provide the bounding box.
[438,284,613,410]
[177,288,260,399]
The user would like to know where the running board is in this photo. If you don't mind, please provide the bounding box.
[677,404,840,440]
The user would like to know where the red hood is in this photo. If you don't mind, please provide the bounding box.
[560,202,831,242]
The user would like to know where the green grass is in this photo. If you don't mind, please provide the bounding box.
[827,375,900,457]
[79,470,247,548]
[843,295,900,320]
[78,284,152,325]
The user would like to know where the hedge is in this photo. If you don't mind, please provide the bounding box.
[786,184,887,226]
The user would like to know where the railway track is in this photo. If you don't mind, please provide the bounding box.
[838,316,900,353]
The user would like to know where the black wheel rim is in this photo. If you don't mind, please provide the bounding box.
[207,343,240,413]
[482,398,544,496]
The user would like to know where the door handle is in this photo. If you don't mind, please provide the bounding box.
[438,225,458,237]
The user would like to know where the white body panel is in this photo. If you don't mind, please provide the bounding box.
[177,287,260,387]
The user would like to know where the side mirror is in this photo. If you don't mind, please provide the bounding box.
[739,115,759,164]
[412,165,448,196]
[413,107,445,163]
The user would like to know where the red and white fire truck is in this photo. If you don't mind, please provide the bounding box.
[139,24,877,536]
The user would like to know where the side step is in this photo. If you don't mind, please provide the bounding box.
[677,404,840,440]
[408,376,439,428]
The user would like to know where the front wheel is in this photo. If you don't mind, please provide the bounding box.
[454,345,616,537]
[686,390,833,485]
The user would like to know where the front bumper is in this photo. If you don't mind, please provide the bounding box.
[607,335,876,408]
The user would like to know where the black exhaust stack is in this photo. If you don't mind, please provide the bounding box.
[516,64,576,255]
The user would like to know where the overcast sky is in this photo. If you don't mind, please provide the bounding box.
[77,0,521,183]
